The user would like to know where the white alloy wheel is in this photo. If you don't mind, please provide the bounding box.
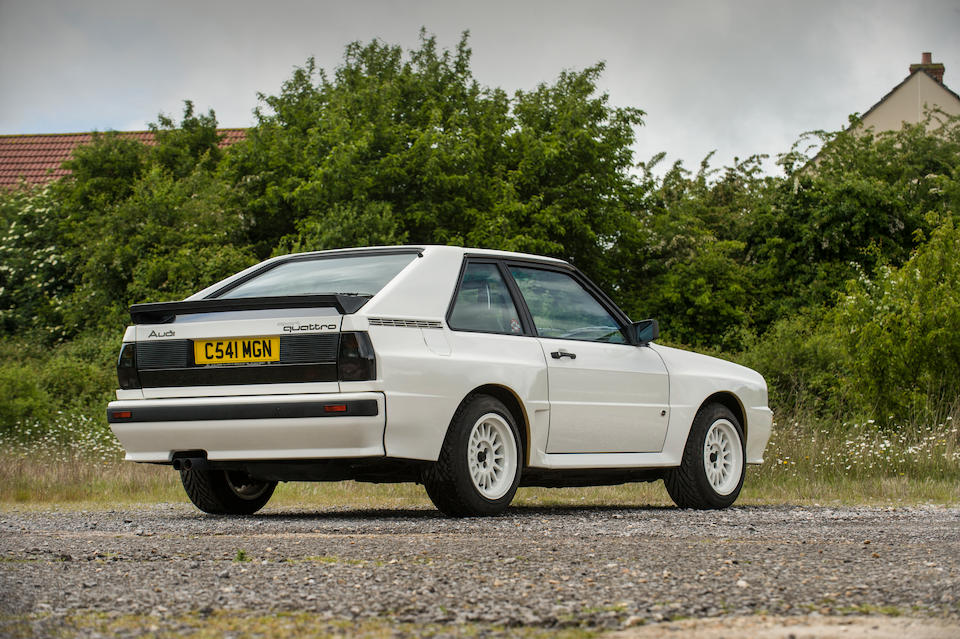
[466,412,518,500]
[702,418,743,496]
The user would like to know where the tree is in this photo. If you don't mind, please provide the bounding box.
[149,100,224,179]
[746,112,960,326]
[31,105,254,336]
[224,30,644,291]
[611,154,766,349]
[58,132,147,212]
[832,218,960,421]
[0,186,70,336]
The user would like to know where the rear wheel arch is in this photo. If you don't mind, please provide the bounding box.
[425,392,523,516]
[459,384,529,466]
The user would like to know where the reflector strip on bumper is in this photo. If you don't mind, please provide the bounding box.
[107,399,378,423]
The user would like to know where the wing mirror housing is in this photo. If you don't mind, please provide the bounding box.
[632,319,659,345]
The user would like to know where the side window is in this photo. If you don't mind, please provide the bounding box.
[509,267,626,343]
[449,263,524,335]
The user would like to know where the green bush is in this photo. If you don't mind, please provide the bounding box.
[736,310,849,418]
[0,333,117,439]
[38,334,117,414]
[0,363,52,433]
[831,219,960,421]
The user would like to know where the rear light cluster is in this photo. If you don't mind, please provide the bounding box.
[337,332,377,381]
[116,331,376,388]
[117,343,141,389]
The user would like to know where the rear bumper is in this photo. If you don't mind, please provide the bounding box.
[108,392,385,462]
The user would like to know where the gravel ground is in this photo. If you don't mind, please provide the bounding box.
[1,503,958,637]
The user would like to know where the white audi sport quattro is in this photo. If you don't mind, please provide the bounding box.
[107,245,772,516]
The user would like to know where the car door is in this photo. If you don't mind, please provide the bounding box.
[507,265,670,454]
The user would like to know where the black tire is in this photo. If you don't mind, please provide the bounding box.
[664,403,745,509]
[424,394,522,517]
[179,468,276,515]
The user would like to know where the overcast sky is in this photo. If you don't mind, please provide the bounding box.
[1,0,958,174]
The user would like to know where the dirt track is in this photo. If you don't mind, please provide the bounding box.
[1,504,958,637]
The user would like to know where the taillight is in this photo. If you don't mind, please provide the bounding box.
[117,343,141,389]
[338,332,376,381]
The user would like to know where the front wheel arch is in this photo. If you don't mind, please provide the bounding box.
[699,391,747,445]
[664,402,746,509]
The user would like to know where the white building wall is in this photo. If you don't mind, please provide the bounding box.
[861,72,960,132]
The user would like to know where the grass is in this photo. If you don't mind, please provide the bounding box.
[0,413,957,510]
[743,414,960,505]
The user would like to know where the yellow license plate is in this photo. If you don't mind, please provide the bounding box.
[193,337,280,365]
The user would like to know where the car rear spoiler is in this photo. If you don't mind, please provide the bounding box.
[129,294,370,325]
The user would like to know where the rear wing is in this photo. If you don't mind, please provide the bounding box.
[129,294,370,325]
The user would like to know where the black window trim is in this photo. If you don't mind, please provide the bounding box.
[502,260,637,346]
[445,258,535,337]
[447,254,637,345]
[207,247,424,299]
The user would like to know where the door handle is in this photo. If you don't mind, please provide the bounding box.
[551,350,577,360]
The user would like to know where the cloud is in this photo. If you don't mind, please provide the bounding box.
[1,0,958,173]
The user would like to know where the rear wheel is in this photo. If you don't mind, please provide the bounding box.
[180,468,276,515]
[424,395,521,517]
[664,403,745,509]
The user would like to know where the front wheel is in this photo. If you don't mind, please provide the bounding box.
[424,395,522,517]
[664,403,745,509]
[180,468,276,515]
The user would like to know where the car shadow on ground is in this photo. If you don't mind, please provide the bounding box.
[178,503,775,522]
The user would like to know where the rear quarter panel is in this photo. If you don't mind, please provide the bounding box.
[367,325,548,462]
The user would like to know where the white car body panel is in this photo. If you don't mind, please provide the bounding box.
[109,245,772,476]
[374,327,549,462]
[650,344,773,465]
[536,337,670,454]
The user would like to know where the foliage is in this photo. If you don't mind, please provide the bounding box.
[0,362,52,429]
[736,217,960,423]
[746,112,960,326]
[2,31,960,439]
[150,100,224,179]
[736,309,849,417]
[224,30,642,292]
[0,334,117,437]
[0,104,258,340]
[0,185,70,335]
[59,132,147,210]
[275,200,407,255]
[831,219,960,420]
[62,164,256,331]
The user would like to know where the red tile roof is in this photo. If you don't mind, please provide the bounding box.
[0,129,247,188]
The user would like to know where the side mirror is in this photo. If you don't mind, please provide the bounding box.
[632,319,659,344]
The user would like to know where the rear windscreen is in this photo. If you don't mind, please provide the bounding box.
[214,253,417,299]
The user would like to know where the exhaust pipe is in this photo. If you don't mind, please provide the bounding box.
[173,457,208,472]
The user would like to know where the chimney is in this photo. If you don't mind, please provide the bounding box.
[909,51,945,84]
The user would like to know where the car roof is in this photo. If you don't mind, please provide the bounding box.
[186,245,571,301]
[280,244,571,266]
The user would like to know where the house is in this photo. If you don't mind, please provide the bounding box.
[858,52,960,132]
[0,129,246,188]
